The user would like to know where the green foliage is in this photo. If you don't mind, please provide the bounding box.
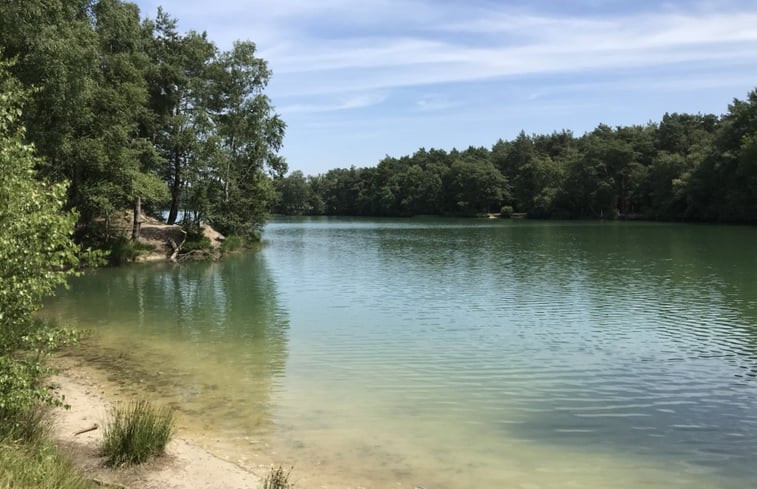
[2,1,285,245]
[104,237,156,266]
[262,466,295,489]
[278,87,757,224]
[0,321,81,431]
[500,205,514,218]
[0,62,84,432]
[102,399,175,467]
[274,171,312,215]
[181,228,212,253]
[182,236,212,253]
[220,235,245,252]
[0,437,93,489]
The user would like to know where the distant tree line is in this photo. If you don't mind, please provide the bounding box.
[275,90,757,223]
[0,0,286,243]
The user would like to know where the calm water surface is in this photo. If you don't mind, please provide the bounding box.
[46,218,757,488]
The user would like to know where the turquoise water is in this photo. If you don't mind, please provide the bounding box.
[47,218,757,488]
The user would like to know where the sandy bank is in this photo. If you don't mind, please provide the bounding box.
[50,357,261,489]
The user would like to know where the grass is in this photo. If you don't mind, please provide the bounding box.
[262,466,294,489]
[0,413,94,489]
[0,439,94,489]
[101,399,175,467]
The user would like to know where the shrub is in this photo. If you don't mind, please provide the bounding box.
[220,235,245,252]
[262,466,294,489]
[105,238,155,266]
[181,236,212,252]
[181,227,213,253]
[500,205,514,218]
[102,399,174,467]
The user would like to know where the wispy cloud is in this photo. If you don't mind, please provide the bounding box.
[278,91,388,114]
[133,0,757,173]
[137,1,757,97]
[415,94,458,112]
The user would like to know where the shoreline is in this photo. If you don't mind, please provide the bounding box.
[50,354,262,489]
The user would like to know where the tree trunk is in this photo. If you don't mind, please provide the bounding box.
[131,196,142,240]
[167,155,181,225]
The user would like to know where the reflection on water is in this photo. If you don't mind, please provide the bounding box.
[46,253,289,441]
[46,218,757,488]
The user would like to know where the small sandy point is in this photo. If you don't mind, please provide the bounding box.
[50,359,261,489]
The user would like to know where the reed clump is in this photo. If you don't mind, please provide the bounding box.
[101,399,174,467]
[262,466,294,489]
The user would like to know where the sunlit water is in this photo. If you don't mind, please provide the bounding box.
[45,218,757,488]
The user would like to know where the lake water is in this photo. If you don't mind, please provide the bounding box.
[45,218,757,488]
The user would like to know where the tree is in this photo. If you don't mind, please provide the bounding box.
[275,170,311,215]
[143,9,216,226]
[445,158,509,214]
[205,41,287,237]
[0,63,82,424]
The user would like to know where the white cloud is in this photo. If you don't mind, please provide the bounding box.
[137,1,757,100]
[278,91,388,114]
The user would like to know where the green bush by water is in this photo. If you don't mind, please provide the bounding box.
[106,238,156,266]
[220,235,245,252]
[182,236,212,252]
[102,399,174,467]
[262,466,294,489]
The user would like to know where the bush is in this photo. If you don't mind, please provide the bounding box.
[181,227,213,253]
[262,466,294,489]
[181,236,212,253]
[220,235,245,252]
[102,399,174,467]
[500,205,514,218]
[105,238,156,266]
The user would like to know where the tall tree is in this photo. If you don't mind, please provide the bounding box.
[144,9,216,226]
[206,41,287,237]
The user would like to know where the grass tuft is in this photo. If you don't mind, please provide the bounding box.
[101,399,174,467]
[262,466,294,489]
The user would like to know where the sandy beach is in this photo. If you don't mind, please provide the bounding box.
[50,355,262,489]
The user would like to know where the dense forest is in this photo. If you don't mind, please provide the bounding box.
[0,0,286,244]
[2,0,756,242]
[275,91,757,223]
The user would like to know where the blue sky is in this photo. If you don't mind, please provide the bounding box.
[132,0,757,175]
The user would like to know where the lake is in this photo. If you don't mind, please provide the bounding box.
[45,218,757,488]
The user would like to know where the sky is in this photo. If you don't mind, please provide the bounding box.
[132,0,757,175]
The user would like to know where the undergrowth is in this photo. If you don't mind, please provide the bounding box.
[0,414,93,489]
[220,235,245,252]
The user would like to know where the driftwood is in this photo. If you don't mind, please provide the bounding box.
[74,423,99,436]
[168,238,180,262]
[92,478,131,489]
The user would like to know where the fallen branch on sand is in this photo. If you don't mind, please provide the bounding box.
[74,423,99,436]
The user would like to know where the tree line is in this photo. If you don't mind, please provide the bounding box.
[0,0,286,243]
[275,90,757,223]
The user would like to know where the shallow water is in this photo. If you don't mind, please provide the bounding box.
[46,218,757,488]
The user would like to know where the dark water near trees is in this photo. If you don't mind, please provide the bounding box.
[46,218,757,488]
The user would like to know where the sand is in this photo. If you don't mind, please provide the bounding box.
[50,358,262,489]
